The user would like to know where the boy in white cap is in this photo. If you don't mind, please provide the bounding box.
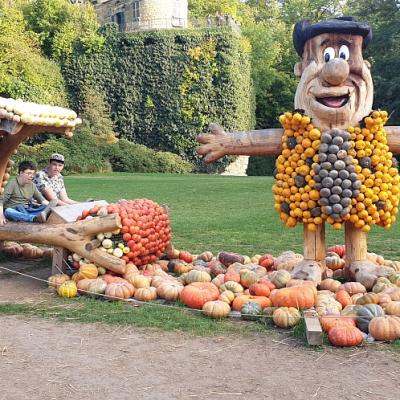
[34,153,78,206]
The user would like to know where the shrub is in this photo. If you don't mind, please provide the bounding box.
[246,156,276,176]
[106,139,192,174]
[14,132,191,175]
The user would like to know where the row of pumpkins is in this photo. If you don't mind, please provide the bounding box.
[48,245,400,347]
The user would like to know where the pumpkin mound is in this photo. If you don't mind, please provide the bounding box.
[78,198,171,266]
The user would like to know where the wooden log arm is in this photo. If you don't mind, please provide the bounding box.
[197,124,400,162]
[0,214,126,275]
[196,123,283,162]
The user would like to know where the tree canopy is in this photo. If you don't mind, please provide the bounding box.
[0,0,66,104]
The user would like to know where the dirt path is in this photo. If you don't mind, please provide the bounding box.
[0,262,399,400]
[1,316,399,400]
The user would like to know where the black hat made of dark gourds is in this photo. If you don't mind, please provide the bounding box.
[293,16,372,56]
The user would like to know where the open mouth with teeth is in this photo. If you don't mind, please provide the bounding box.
[316,94,349,108]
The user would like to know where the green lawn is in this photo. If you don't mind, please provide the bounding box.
[65,173,400,260]
[1,172,400,345]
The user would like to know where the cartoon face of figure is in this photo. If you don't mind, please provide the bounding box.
[294,33,373,131]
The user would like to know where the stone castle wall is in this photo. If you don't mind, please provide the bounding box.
[92,0,188,32]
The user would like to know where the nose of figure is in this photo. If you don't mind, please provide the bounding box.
[321,58,350,86]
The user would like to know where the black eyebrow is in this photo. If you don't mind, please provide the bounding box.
[339,39,351,46]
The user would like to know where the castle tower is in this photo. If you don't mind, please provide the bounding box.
[92,0,188,32]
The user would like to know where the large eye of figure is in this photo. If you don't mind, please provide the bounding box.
[339,45,350,61]
[323,47,335,63]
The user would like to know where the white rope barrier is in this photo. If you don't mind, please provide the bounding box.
[0,264,387,322]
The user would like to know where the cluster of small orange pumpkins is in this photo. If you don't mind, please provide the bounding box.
[274,110,400,232]
[49,243,400,347]
[76,198,171,266]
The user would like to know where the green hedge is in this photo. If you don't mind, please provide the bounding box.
[62,25,255,172]
[246,156,276,176]
[14,129,192,175]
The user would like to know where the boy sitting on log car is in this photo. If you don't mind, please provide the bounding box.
[0,161,57,225]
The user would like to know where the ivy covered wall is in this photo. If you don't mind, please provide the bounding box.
[63,25,255,172]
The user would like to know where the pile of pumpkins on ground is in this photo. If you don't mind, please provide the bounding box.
[48,243,400,347]
[1,241,53,259]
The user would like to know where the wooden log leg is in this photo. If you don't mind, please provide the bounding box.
[344,221,368,267]
[291,224,325,284]
[303,223,326,265]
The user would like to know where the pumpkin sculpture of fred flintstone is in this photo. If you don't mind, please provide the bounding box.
[197,17,400,287]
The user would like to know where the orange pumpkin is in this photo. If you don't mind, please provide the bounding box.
[327,245,345,258]
[232,295,271,311]
[211,274,225,288]
[356,293,380,305]
[320,316,356,333]
[249,283,271,297]
[141,263,163,273]
[384,301,400,316]
[71,272,82,283]
[270,286,316,309]
[335,290,352,308]
[48,274,70,288]
[258,254,274,270]
[328,325,363,347]
[385,287,400,301]
[319,278,341,293]
[179,250,193,263]
[368,316,400,341]
[325,254,345,271]
[134,287,158,302]
[102,274,118,284]
[132,274,151,288]
[179,282,220,309]
[150,275,168,288]
[184,270,212,284]
[202,300,231,318]
[76,278,96,293]
[258,278,276,291]
[377,292,392,306]
[79,263,99,279]
[224,269,241,283]
[339,282,367,295]
[240,269,258,288]
[123,263,139,284]
[156,282,183,301]
[105,282,135,300]
[272,307,301,328]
